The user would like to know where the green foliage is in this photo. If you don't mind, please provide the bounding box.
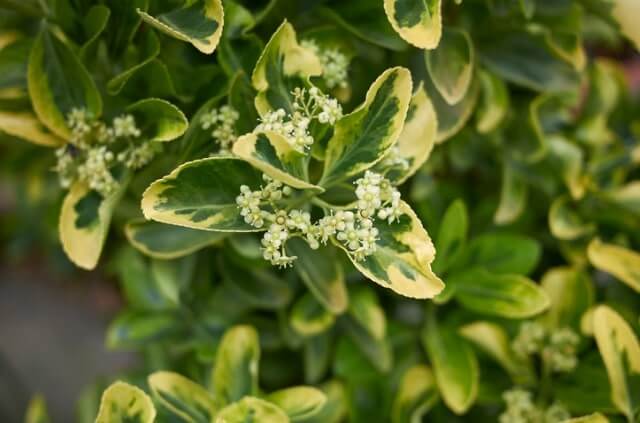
[3,0,640,422]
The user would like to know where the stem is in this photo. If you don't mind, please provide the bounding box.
[284,190,317,211]
[538,357,553,408]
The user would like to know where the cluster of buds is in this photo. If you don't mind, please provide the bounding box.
[255,87,342,154]
[301,39,349,89]
[512,322,580,373]
[378,145,410,174]
[499,389,570,423]
[236,171,403,267]
[200,105,240,153]
[54,108,157,197]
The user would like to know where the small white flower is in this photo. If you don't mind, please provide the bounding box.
[113,114,141,138]
[301,39,349,89]
[201,105,239,152]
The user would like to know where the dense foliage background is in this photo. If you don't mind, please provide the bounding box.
[1,0,640,422]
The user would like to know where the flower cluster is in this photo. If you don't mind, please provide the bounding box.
[55,108,158,197]
[499,389,570,423]
[236,171,403,267]
[200,105,239,153]
[301,39,349,89]
[378,145,410,174]
[255,87,342,154]
[512,322,580,373]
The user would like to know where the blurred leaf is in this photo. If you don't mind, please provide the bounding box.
[148,371,217,422]
[266,386,327,422]
[426,28,474,105]
[588,239,640,293]
[95,382,155,423]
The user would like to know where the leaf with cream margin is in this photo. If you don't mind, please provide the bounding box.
[137,0,224,54]
[251,20,322,116]
[426,28,474,105]
[563,413,609,423]
[391,365,439,423]
[95,381,156,423]
[549,196,595,240]
[494,163,527,225]
[287,238,348,314]
[459,321,533,384]
[541,267,594,330]
[125,219,227,259]
[611,0,640,51]
[25,395,49,423]
[451,269,550,319]
[126,98,189,142]
[266,386,327,421]
[148,371,218,422]
[587,239,640,293]
[141,157,264,232]
[212,325,260,406]
[233,131,322,191]
[291,293,335,337]
[297,380,347,423]
[593,305,640,420]
[0,110,63,147]
[320,67,412,188]
[475,70,508,133]
[380,82,437,185]
[335,201,444,299]
[60,179,129,270]
[383,0,442,49]
[422,316,478,415]
[215,396,288,423]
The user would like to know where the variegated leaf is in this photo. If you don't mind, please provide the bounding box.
[148,371,218,422]
[320,67,412,188]
[25,395,49,423]
[137,0,224,54]
[391,365,439,423]
[60,180,129,270]
[28,27,102,139]
[212,325,260,405]
[290,293,335,337]
[541,267,594,330]
[215,396,288,423]
[426,28,474,105]
[592,305,640,420]
[587,238,640,293]
[475,70,508,133]
[0,110,64,147]
[266,386,327,421]
[95,381,156,423]
[125,219,226,259]
[563,413,610,423]
[233,131,323,191]
[494,163,527,225]
[126,98,189,142]
[382,82,437,184]
[336,201,444,299]
[252,20,322,116]
[297,380,347,423]
[383,0,442,49]
[141,157,264,232]
[611,0,640,51]
[549,196,595,240]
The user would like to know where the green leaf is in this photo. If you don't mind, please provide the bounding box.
[106,30,160,95]
[549,196,595,240]
[80,5,111,61]
[303,332,331,384]
[563,413,610,423]
[0,110,64,147]
[215,396,288,423]
[24,395,49,423]
[0,34,30,93]
[137,0,224,54]
[391,365,439,423]
[233,131,323,191]
[106,311,182,349]
[141,157,263,232]
[432,199,468,275]
[288,239,348,314]
[148,371,218,423]
[212,325,260,405]
[592,305,640,420]
[382,82,437,184]
[222,261,293,309]
[452,268,550,318]
[459,321,533,384]
[494,163,527,225]
[320,67,412,187]
[126,98,188,142]
[266,386,327,421]
[541,267,594,330]
[426,28,474,105]
[337,201,444,299]
[296,380,347,423]
[475,69,508,133]
[587,238,640,293]
[95,381,155,423]
[383,0,442,49]
[60,180,129,270]
[28,27,102,139]
[291,293,335,337]
[422,317,478,414]
[125,219,226,259]
[451,233,541,276]
[251,20,322,116]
